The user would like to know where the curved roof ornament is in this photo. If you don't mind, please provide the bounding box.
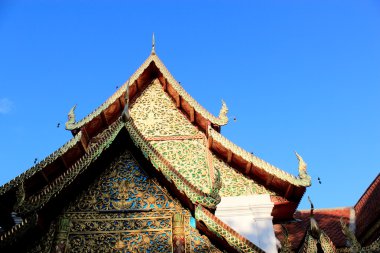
[218,100,229,124]
[308,196,321,239]
[151,33,156,55]
[65,104,77,130]
[295,152,311,183]
[122,79,131,122]
[340,217,362,252]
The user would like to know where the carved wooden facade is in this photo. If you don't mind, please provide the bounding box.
[27,151,220,253]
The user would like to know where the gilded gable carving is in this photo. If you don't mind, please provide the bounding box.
[25,150,221,252]
[214,155,274,197]
[129,79,198,137]
[151,139,213,194]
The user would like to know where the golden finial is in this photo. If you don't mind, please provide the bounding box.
[151,33,156,55]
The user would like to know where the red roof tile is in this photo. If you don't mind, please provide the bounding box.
[274,207,351,250]
[354,173,380,242]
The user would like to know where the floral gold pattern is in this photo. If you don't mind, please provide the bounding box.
[129,79,198,137]
[213,155,274,196]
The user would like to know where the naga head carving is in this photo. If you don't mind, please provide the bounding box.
[295,152,311,185]
[218,100,228,123]
[65,104,77,129]
[13,182,25,210]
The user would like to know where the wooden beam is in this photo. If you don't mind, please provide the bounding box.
[135,80,139,92]
[41,171,49,183]
[189,107,195,123]
[61,156,69,169]
[266,175,274,186]
[245,162,252,174]
[100,111,109,126]
[227,150,233,163]
[176,94,181,108]
[163,78,168,91]
[285,185,293,199]
[117,95,123,109]
[207,136,213,149]
[80,128,90,152]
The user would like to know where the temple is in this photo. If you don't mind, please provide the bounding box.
[0,36,379,253]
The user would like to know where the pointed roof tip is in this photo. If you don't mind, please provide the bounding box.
[151,33,156,55]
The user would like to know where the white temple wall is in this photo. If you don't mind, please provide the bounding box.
[215,194,277,253]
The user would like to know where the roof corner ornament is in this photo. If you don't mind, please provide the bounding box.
[308,196,321,239]
[218,100,229,124]
[151,33,156,55]
[295,152,311,184]
[340,217,362,252]
[279,225,293,253]
[65,104,77,130]
[13,182,25,211]
[122,80,131,122]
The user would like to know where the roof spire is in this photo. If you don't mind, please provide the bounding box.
[151,33,156,55]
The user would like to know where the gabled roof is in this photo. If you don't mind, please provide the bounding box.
[65,51,229,133]
[1,40,312,252]
[63,46,311,214]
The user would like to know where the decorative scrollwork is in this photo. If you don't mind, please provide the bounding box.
[213,155,274,197]
[50,149,222,252]
[129,80,198,137]
[151,139,212,194]
[66,150,178,212]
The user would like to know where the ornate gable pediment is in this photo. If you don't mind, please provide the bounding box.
[27,150,221,253]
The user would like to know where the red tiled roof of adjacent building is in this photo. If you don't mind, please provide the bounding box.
[354,173,380,244]
[274,207,351,250]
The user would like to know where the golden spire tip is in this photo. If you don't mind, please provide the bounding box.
[151,33,156,55]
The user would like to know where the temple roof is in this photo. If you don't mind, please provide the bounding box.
[62,48,311,212]
[0,40,313,252]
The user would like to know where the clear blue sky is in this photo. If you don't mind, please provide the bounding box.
[0,1,379,210]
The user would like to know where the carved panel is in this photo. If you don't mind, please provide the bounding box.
[151,139,212,194]
[129,80,198,137]
[39,150,221,252]
[214,155,274,197]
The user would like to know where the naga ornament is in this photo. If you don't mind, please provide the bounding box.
[295,152,311,185]
[65,105,77,130]
[122,79,131,122]
[218,100,228,124]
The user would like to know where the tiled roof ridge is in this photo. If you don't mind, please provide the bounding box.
[66,52,228,131]
[354,173,380,210]
[0,131,83,196]
[208,127,311,187]
[297,206,353,213]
